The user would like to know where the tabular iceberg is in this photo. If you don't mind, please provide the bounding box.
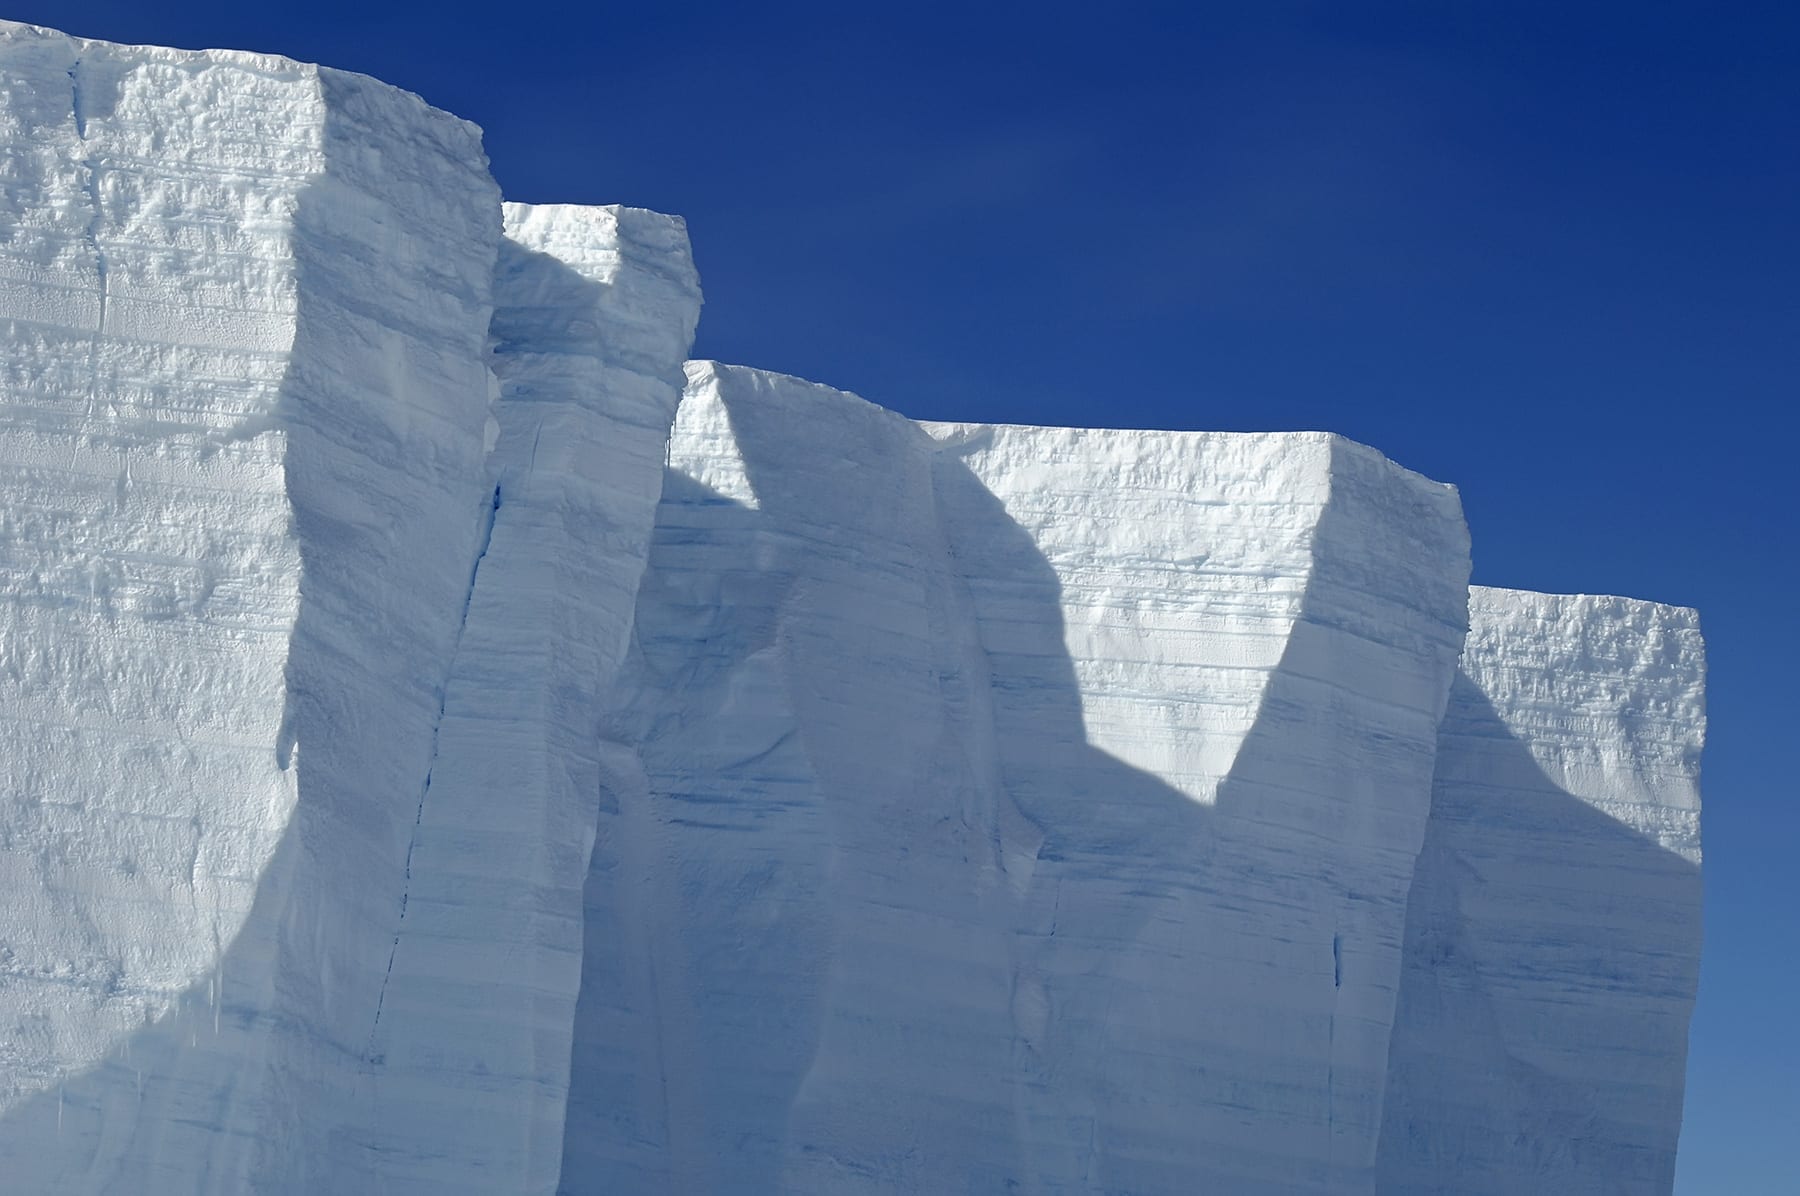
[0,21,1703,1195]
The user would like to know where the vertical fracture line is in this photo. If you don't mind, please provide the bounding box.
[365,483,503,1055]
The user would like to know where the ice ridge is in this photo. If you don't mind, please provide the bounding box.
[0,23,1703,1196]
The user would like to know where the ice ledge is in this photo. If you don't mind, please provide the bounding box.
[0,19,480,136]
[1460,583,1705,864]
[1471,581,1701,627]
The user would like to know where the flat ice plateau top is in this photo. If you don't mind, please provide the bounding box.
[0,21,1703,1196]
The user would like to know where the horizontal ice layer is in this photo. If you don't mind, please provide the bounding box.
[0,20,1709,1195]
[937,423,1472,1195]
[560,362,1471,1194]
[0,22,501,1193]
[364,202,701,1194]
[0,25,319,1116]
[1376,587,1704,1194]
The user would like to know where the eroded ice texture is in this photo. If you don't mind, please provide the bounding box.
[0,20,1707,1196]
[0,21,502,1193]
[559,363,1471,1194]
[1375,588,1704,1194]
[364,203,701,1193]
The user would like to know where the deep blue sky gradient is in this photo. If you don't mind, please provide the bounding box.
[24,3,1798,1189]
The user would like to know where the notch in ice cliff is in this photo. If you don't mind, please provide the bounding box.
[0,21,1701,1196]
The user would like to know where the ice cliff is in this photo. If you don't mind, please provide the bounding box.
[0,21,1704,1195]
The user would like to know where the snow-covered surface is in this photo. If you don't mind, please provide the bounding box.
[0,21,1705,1195]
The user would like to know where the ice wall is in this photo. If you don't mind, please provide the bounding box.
[558,363,1470,1193]
[364,203,701,1193]
[1375,588,1704,1193]
[0,20,1705,1196]
[0,21,503,1193]
[0,24,320,1118]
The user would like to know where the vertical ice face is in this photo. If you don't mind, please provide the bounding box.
[936,428,1471,1194]
[560,364,1471,1194]
[561,364,963,1193]
[0,22,502,1193]
[0,21,1708,1196]
[363,203,701,1194]
[0,24,321,1116]
[1376,588,1704,1193]
[262,61,500,1196]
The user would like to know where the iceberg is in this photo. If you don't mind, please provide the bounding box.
[0,21,1703,1195]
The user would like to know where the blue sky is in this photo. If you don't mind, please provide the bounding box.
[27,2,1798,1188]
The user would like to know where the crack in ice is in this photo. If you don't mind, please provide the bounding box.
[365,483,503,1053]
